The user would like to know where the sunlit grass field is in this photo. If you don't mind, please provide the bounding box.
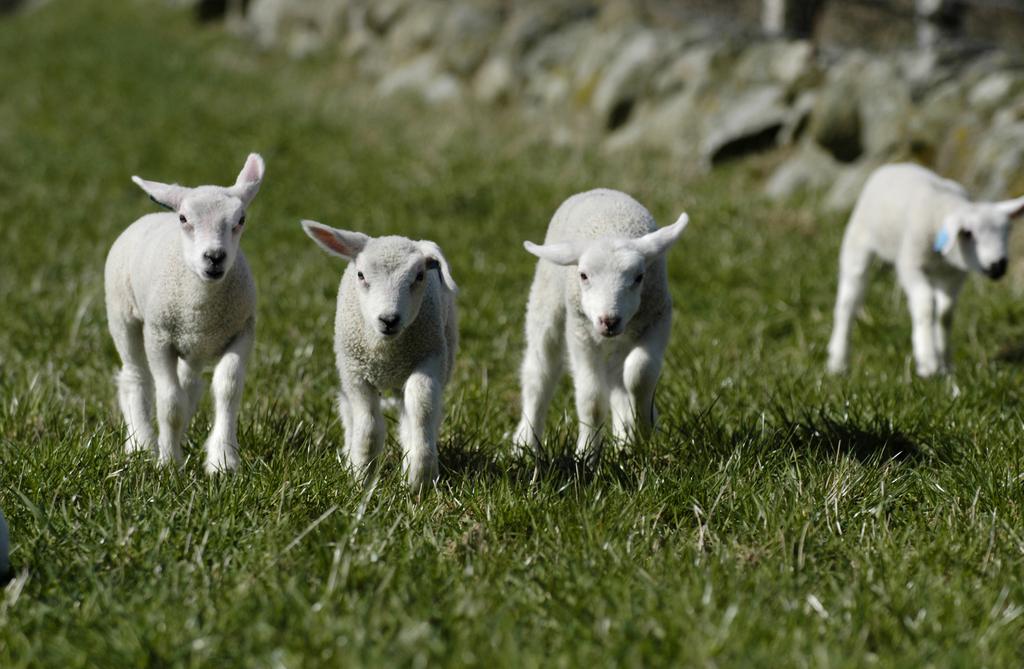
[1,2,1024,666]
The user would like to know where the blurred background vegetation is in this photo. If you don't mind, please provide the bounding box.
[13,0,1020,209]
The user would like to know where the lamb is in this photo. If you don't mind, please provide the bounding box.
[827,163,1024,377]
[511,188,689,461]
[300,220,458,492]
[105,153,265,473]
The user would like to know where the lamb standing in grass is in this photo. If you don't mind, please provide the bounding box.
[105,153,264,473]
[300,220,458,492]
[827,163,1024,377]
[512,189,689,461]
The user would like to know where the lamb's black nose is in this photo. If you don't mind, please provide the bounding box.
[378,313,400,330]
[986,258,1008,280]
[204,249,227,265]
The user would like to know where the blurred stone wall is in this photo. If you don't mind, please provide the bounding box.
[54,0,1024,206]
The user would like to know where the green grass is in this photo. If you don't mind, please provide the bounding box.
[1,2,1024,666]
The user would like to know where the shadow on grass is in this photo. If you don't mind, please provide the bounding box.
[439,404,929,493]
[440,432,644,491]
[995,339,1024,364]
[776,409,924,465]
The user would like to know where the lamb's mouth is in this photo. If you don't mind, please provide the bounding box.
[984,258,1008,280]
[203,268,226,281]
[597,323,624,338]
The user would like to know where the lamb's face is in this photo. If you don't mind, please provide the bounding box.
[352,239,431,339]
[938,196,1024,279]
[575,241,647,338]
[523,211,690,339]
[131,153,265,283]
[177,187,247,282]
[300,222,458,340]
[952,206,1013,280]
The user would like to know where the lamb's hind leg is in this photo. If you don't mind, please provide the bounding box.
[512,264,566,456]
[112,318,156,455]
[204,320,254,474]
[827,231,872,374]
[178,358,205,430]
[932,277,964,374]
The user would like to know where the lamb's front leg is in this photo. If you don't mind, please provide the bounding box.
[611,315,670,441]
[400,357,444,493]
[900,270,940,377]
[342,378,385,484]
[204,320,254,474]
[145,334,187,467]
[568,337,609,463]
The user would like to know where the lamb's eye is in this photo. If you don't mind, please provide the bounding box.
[580,272,588,282]
[415,271,425,283]
[237,215,246,227]
[634,273,644,285]
[357,271,366,283]
[179,215,187,224]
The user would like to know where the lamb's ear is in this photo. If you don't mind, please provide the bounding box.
[522,240,586,266]
[634,212,690,260]
[131,176,189,211]
[419,241,457,293]
[229,153,265,206]
[300,220,369,261]
[995,195,1024,219]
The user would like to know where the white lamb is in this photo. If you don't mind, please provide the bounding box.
[512,189,689,460]
[827,163,1024,377]
[300,220,458,492]
[105,153,265,473]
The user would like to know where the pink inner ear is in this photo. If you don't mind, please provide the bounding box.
[312,228,352,256]
[240,155,263,184]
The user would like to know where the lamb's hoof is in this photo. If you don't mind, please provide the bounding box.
[825,358,847,375]
[404,451,439,495]
[509,424,540,459]
[156,448,184,468]
[574,444,601,469]
[204,444,240,475]
[124,436,156,456]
